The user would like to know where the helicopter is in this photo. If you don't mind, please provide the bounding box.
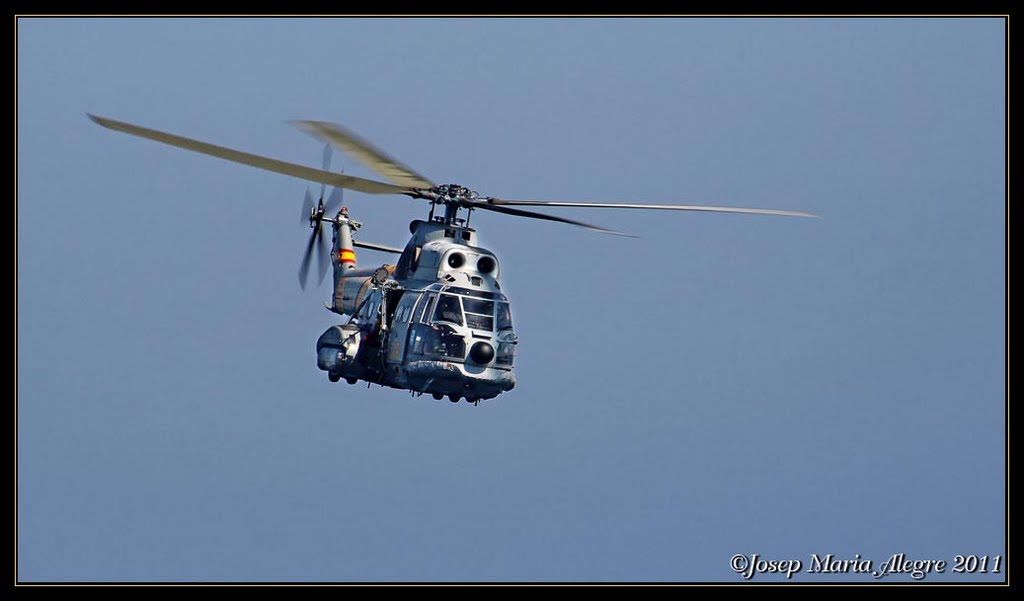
[89,114,814,405]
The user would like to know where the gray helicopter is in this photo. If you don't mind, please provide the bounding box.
[90,115,814,405]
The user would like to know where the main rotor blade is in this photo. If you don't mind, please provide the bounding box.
[484,198,816,218]
[320,144,332,200]
[291,120,435,189]
[299,227,318,290]
[88,114,409,195]
[353,241,404,254]
[473,203,632,237]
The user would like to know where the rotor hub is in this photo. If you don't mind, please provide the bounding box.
[432,184,479,204]
[309,203,323,228]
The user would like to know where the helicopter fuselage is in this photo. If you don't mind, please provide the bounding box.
[316,215,517,403]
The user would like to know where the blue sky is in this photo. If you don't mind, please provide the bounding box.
[17,17,1005,582]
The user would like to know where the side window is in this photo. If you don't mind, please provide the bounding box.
[397,293,421,324]
[408,324,426,356]
[359,292,381,323]
[496,302,513,331]
[419,294,436,324]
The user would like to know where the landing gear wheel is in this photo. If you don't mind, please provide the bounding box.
[448,394,460,403]
[346,378,358,385]
[432,392,444,401]
[328,373,340,382]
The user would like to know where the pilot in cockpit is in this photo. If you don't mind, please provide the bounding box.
[435,295,463,325]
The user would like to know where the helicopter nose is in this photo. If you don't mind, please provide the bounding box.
[469,341,495,365]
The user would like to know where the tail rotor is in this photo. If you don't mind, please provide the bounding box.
[298,144,342,290]
[298,192,328,290]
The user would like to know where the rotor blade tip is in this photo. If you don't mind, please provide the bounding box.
[289,120,316,132]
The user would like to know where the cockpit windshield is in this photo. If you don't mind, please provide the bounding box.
[424,288,514,334]
[463,298,495,331]
[433,294,464,326]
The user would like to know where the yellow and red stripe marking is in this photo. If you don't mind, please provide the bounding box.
[338,248,357,264]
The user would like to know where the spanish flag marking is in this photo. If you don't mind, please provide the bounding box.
[340,249,357,264]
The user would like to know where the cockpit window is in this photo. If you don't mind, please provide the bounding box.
[463,298,495,331]
[433,294,464,326]
[418,295,435,324]
[408,323,465,360]
[496,341,515,367]
[496,302,513,331]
